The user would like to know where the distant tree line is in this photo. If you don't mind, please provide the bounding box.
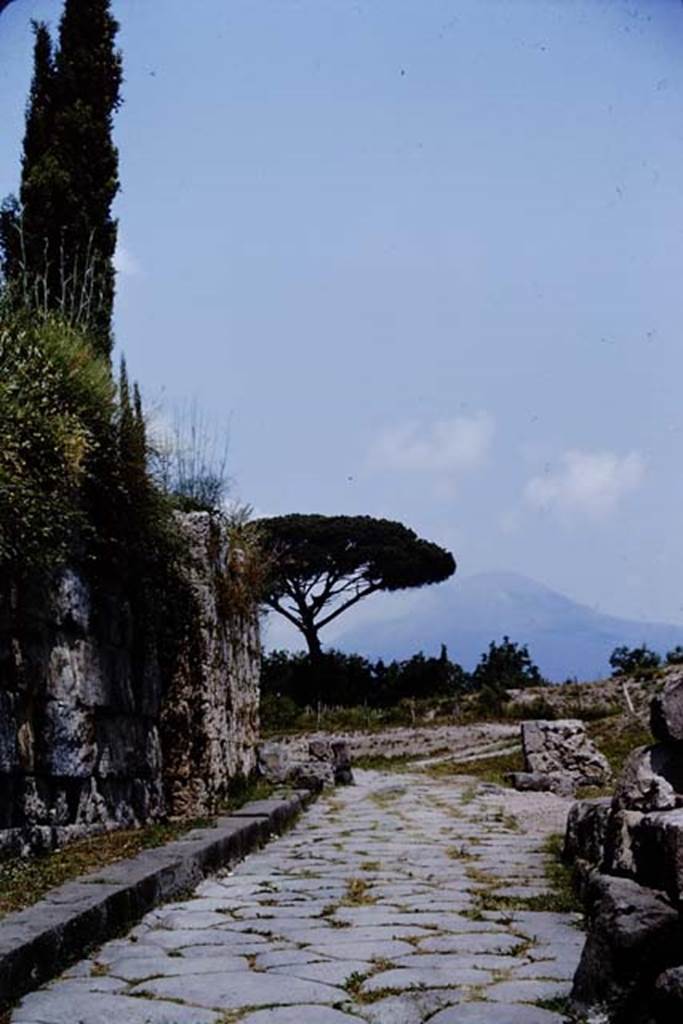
[261,635,544,715]
[609,643,683,679]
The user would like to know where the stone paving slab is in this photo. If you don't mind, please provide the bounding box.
[0,791,312,1008]
[430,1005,566,1023]
[10,769,579,1023]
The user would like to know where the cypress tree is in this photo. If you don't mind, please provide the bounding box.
[0,1,122,358]
[0,21,56,300]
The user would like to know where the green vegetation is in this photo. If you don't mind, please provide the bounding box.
[153,401,232,514]
[666,645,683,665]
[427,749,524,786]
[609,644,661,680]
[261,646,466,729]
[587,717,651,778]
[0,311,113,571]
[0,777,273,920]
[260,638,549,733]
[1,0,122,356]
[0,2,265,710]
[257,513,455,666]
[471,636,544,715]
[534,995,574,1015]
[473,834,581,916]
[0,821,200,919]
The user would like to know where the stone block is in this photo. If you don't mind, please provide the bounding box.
[654,966,683,1023]
[257,741,291,784]
[0,691,17,773]
[40,700,95,778]
[53,570,90,634]
[633,809,683,902]
[570,872,682,1024]
[331,740,354,785]
[288,760,334,790]
[522,719,611,786]
[603,808,644,876]
[564,797,611,866]
[309,739,332,761]
[651,671,683,743]
[95,717,155,779]
[508,771,575,797]
[0,794,310,1009]
[613,744,683,813]
[229,795,303,835]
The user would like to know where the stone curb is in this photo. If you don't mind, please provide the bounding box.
[0,789,316,1010]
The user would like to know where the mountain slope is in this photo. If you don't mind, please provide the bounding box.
[333,572,683,682]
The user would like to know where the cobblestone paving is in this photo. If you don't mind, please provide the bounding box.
[11,771,582,1024]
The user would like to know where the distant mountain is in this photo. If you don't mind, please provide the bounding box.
[333,571,683,682]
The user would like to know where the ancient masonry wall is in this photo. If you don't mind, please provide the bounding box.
[0,512,260,856]
[564,669,683,1023]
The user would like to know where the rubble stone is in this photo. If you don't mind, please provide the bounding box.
[521,719,611,787]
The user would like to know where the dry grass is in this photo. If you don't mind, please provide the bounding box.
[426,748,524,786]
[0,780,274,919]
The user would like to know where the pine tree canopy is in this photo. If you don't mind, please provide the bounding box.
[257,514,456,660]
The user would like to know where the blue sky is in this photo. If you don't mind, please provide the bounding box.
[1,0,683,648]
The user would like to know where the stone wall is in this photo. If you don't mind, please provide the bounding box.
[0,512,260,855]
[564,670,683,1023]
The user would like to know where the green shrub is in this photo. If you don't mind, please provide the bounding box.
[609,644,661,679]
[259,693,301,732]
[504,697,557,721]
[0,311,114,572]
[666,645,683,666]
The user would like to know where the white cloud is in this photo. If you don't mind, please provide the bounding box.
[369,412,495,478]
[113,241,141,277]
[524,449,645,520]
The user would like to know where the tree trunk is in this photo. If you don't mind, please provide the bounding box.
[301,619,324,708]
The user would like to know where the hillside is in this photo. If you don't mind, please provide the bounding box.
[334,571,683,681]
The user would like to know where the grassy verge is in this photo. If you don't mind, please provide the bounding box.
[353,752,422,771]
[425,748,524,786]
[586,717,651,778]
[0,779,274,920]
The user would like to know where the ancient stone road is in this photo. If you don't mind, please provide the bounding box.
[12,771,582,1024]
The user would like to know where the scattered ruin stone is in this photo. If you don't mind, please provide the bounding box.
[308,739,332,761]
[256,741,292,784]
[507,771,575,797]
[521,718,611,787]
[631,808,683,903]
[288,760,334,790]
[570,872,682,1024]
[565,676,683,1021]
[256,738,352,790]
[651,671,683,743]
[331,740,354,785]
[564,797,611,867]
[654,966,683,1023]
[612,744,683,813]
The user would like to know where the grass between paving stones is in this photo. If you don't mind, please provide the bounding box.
[447,844,475,861]
[320,875,378,923]
[472,833,582,915]
[535,994,575,1015]
[0,779,275,919]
